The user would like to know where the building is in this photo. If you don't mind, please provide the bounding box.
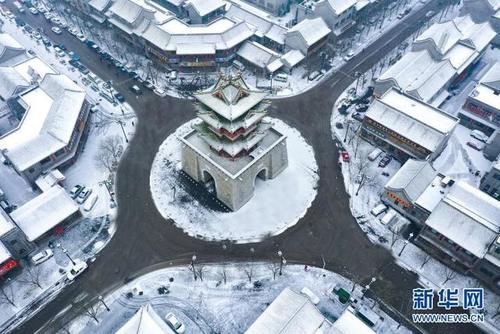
[360,89,459,162]
[417,181,500,292]
[0,33,29,67]
[184,0,226,24]
[86,0,114,23]
[0,207,34,258]
[245,287,376,334]
[284,17,331,56]
[298,0,357,36]
[480,158,500,199]
[461,62,500,135]
[382,159,453,224]
[0,241,17,278]
[242,0,290,15]
[10,186,80,243]
[462,0,500,23]
[484,129,500,160]
[0,69,91,183]
[236,41,284,74]
[116,304,175,334]
[181,74,288,211]
[375,16,496,106]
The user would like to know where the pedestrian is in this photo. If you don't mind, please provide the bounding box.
[304,265,308,272]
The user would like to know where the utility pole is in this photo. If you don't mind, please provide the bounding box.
[277,250,286,276]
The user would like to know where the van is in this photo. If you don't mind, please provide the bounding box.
[275,73,288,83]
[368,148,383,161]
[370,203,387,217]
[233,60,245,72]
[380,209,397,225]
[83,193,98,212]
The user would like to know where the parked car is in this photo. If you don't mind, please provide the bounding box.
[41,37,51,47]
[83,193,98,212]
[130,85,142,95]
[340,150,350,162]
[352,112,365,122]
[29,7,39,15]
[51,26,62,35]
[343,50,354,61]
[77,188,92,204]
[370,203,387,217]
[79,66,90,75]
[470,129,489,143]
[69,185,84,199]
[467,140,485,151]
[143,81,154,90]
[76,33,86,42]
[378,154,392,167]
[380,209,397,225]
[54,47,65,57]
[165,313,186,334]
[355,104,369,112]
[66,260,88,281]
[153,88,167,97]
[368,148,383,161]
[114,93,125,102]
[31,249,53,265]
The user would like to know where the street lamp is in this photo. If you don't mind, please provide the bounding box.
[59,244,76,266]
[98,295,110,312]
[362,277,377,298]
[99,180,115,204]
[398,232,414,257]
[191,255,197,281]
[117,120,129,143]
[277,250,286,276]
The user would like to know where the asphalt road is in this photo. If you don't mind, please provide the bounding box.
[4,1,483,333]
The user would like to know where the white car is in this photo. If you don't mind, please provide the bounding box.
[54,47,65,57]
[76,33,86,42]
[66,260,88,281]
[51,26,62,35]
[343,50,354,61]
[5,11,15,20]
[77,188,92,204]
[67,27,79,36]
[165,313,185,334]
[470,129,489,143]
[153,87,167,97]
[83,193,98,212]
[29,7,39,15]
[31,249,53,265]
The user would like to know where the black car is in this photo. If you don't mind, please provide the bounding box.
[352,112,365,122]
[55,43,67,51]
[114,93,125,102]
[15,18,26,27]
[79,66,90,75]
[378,155,393,168]
[23,25,33,33]
[69,59,80,68]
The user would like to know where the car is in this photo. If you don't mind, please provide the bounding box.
[397,12,404,19]
[143,81,154,90]
[66,260,88,281]
[79,66,90,75]
[32,31,42,40]
[50,17,61,25]
[368,148,383,161]
[41,37,51,47]
[340,150,350,162]
[355,104,369,112]
[23,25,33,33]
[15,18,26,27]
[467,140,485,151]
[76,33,86,42]
[54,47,65,57]
[352,112,365,122]
[165,313,185,334]
[44,12,52,21]
[114,93,125,102]
[5,11,15,20]
[85,40,96,47]
[51,26,62,34]
[343,50,354,61]
[36,5,46,13]
[69,185,84,198]
[91,44,100,52]
[153,87,167,97]
[31,249,53,265]
[378,155,392,167]
[58,21,68,29]
[470,129,489,143]
[83,193,98,212]
[77,187,92,204]
[370,203,387,217]
[0,200,12,213]
[425,10,435,18]
[130,85,142,95]
[67,27,79,36]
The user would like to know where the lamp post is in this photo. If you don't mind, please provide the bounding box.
[277,250,286,276]
[99,180,114,203]
[398,232,414,257]
[98,295,110,312]
[362,277,377,298]
[191,255,197,281]
[59,244,76,266]
[117,120,129,143]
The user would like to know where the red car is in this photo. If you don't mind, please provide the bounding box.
[341,151,350,162]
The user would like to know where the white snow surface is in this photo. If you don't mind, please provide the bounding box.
[150,117,318,243]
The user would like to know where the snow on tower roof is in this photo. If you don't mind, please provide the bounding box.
[245,287,332,334]
[0,73,86,172]
[116,304,175,334]
[365,89,458,152]
[185,0,226,17]
[385,159,437,201]
[10,186,79,242]
[425,181,500,258]
[288,17,331,47]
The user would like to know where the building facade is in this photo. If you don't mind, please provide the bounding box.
[181,74,288,211]
[480,159,500,200]
[297,0,356,36]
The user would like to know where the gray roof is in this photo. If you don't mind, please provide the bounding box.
[385,159,437,201]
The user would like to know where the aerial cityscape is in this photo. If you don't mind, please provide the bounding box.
[0,0,499,333]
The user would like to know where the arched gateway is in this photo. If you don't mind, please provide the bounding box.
[180,74,288,211]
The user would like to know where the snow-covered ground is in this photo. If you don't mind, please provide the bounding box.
[65,264,410,334]
[150,118,318,243]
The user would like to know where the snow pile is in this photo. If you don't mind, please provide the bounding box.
[150,117,318,243]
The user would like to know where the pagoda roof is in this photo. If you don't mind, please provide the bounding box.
[194,74,268,121]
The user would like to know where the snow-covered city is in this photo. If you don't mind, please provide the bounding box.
[0,0,499,333]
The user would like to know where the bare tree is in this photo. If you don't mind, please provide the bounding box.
[268,262,280,280]
[219,264,228,285]
[196,265,205,282]
[94,135,123,174]
[442,268,457,285]
[85,305,100,324]
[19,265,43,289]
[354,160,376,196]
[390,231,402,248]
[419,254,432,269]
[0,283,16,307]
[244,265,254,283]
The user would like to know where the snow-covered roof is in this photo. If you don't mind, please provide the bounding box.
[0,73,87,172]
[108,0,155,24]
[237,41,280,69]
[288,18,331,47]
[0,208,16,238]
[88,0,112,12]
[330,309,375,334]
[0,33,26,66]
[0,241,11,264]
[468,62,500,112]
[281,49,305,68]
[385,159,437,201]
[0,67,29,100]
[245,287,332,334]
[426,181,500,258]
[265,24,287,45]
[116,304,175,334]
[12,57,56,83]
[176,43,216,55]
[327,0,357,15]
[10,185,79,242]
[185,0,226,17]
[365,89,458,152]
[414,174,450,212]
